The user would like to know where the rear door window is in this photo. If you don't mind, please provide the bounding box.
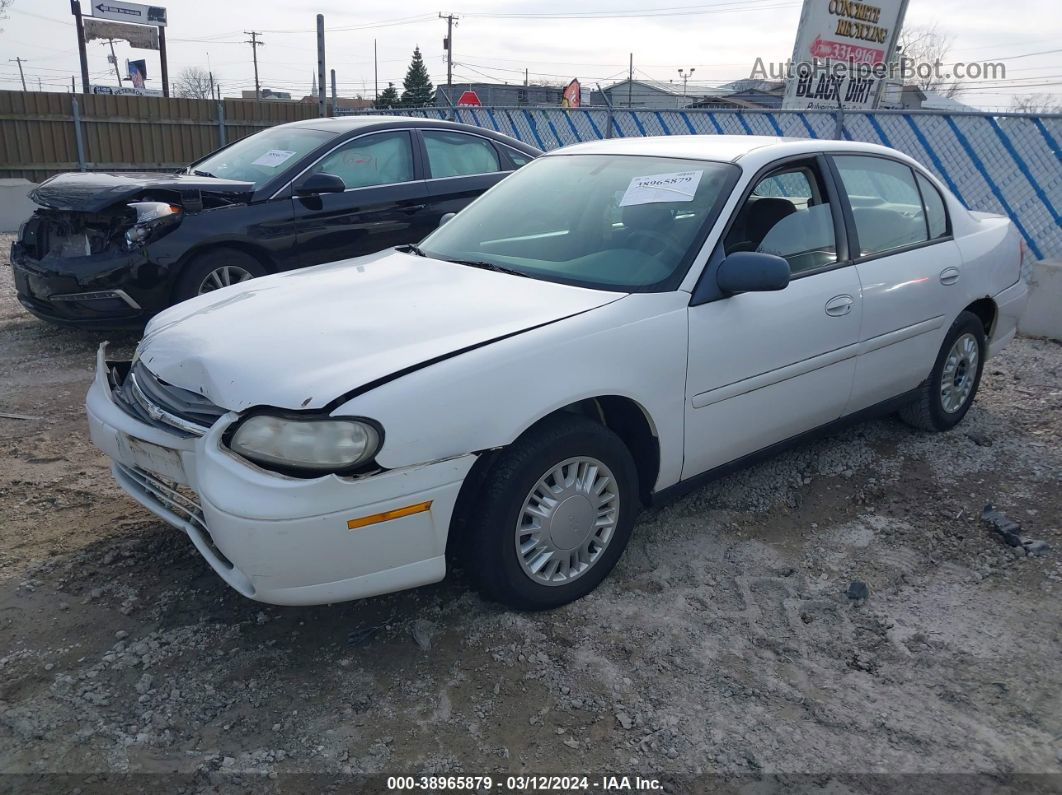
[916,172,949,239]
[833,156,929,257]
[423,130,501,178]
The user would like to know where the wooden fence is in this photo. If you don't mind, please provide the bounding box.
[0,90,322,182]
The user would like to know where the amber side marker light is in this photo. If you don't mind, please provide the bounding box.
[347,500,433,531]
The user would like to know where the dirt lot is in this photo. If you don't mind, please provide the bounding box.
[1,231,1060,790]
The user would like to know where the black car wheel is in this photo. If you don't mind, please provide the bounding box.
[462,413,640,611]
[175,249,267,303]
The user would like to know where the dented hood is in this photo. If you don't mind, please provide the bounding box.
[30,171,255,212]
[136,249,624,412]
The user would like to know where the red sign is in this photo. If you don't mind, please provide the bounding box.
[561,78,581,108]
[457,90,481,106]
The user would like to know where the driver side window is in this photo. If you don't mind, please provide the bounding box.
[311,131,414,190]
[724,161,838,275]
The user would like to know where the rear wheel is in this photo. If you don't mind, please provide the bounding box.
[462,414,639,610]
[174,248,267,304]
[899,310,986,432]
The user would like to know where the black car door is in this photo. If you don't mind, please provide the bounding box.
[292,130,432,267]
[417,128,514,226]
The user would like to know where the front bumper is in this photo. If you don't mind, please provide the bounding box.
[11,240,165,328]
[85,348,475,605]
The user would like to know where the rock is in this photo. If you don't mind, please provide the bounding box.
[966,431,993,447]
[563,738,580,749]
[846,581,869,601]
[256,611,269,625]
[222,756,236,767]
[44,663,55,672]
[616,712,634,730]
[411,619,434,651]
[1022,539,1051,556]
[272,723,281,732]
[115,630,129,640]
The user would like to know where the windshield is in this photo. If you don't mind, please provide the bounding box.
[420,154,739,291]
[190,127,336,187]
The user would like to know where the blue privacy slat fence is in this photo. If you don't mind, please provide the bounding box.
[355,106,1062,261]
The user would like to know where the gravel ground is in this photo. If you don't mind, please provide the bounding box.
[1,232,1061,791]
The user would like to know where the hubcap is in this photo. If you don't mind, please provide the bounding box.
[515,456,620,587]
[197,265,255,295]
[940,332,979,413]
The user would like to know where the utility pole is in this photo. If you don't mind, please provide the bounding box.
[524,68,528,87]
[373,39,378,102]
[71,76,76,93]
[8,57,27,91]
[244,31,263,100]
[70,0,90,93]
[627,53,634,108]
[440,13,457,104]
[316,14,326,118]
[330,68,337,117]
[677,67,695,98]
[104,39,123,86]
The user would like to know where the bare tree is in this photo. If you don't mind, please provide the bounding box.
[898,25,963,98]
[174,66,215,100]
[1011,93,1062,113]
[0,0,13,33]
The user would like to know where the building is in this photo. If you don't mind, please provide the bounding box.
[240,88,292,101]
[435,82,564,107]
[690,79,786,109]
[299,95,374,112]
[588,79,693,109]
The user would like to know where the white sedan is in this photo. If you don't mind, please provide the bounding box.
[86,135,1029,609]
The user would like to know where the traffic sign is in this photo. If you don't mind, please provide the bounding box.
[457,90,481,106]
[91,1,167,27]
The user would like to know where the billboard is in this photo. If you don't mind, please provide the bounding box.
[83,17,159,49]
[561,79,581,108]
[92,84,162,97]
[781,0,909,110]
[127,59,147,88]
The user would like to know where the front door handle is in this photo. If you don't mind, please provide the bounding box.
[402,204,428,213]
[939,266,960,286]
[825,294,854,317]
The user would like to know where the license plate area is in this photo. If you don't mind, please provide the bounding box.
[116,433,186,483]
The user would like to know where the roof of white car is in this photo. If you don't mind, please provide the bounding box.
[550,135,908,169]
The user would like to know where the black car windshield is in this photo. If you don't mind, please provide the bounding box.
[419,154,739,291]
[190,127,335,186]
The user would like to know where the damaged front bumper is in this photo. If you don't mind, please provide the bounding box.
[86,346,475,605]
[11,239,164,328]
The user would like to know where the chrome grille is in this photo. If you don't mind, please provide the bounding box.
[115,362,226,437]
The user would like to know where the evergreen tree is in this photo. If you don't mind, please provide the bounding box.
[400,46,434,107]
[376,82,400,109]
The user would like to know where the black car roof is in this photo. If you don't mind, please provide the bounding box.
[285,115,539,152]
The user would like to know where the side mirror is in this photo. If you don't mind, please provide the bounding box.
[438,212,456,228]
[294,172,345,196]
[716,251,790,294]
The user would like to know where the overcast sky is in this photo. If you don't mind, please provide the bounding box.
[1,0,1059,109]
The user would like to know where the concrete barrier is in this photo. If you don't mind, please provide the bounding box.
[1019,261,1062,342]
[0,179,38,233]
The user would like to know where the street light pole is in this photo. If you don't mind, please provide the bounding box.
[678,67,695,98]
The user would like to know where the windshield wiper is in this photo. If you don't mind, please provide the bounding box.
[191,169,217,178]
[445,259,530,278]
[398,243,427,257]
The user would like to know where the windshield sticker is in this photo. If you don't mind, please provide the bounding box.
[251,149,298,168]
[619,170,702,206]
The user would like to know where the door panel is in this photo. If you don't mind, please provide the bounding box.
[294,182,431,267]
[847,241,963,412]
[684,266,862,478]
[419,128,510,227]
[423,173,509,228]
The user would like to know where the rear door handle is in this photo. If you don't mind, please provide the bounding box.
[825,294,854,317]
[940,266,960,286]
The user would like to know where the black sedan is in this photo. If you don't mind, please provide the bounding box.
[10,116,540,328]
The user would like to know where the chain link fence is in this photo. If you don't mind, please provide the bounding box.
[360,106,1062,261]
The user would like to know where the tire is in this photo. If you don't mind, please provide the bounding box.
[174,248,267,304]
[899,310,986,432]
[462,414,640,611]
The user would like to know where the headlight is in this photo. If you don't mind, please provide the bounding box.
[228,414,382,475]
[125,201,182,248]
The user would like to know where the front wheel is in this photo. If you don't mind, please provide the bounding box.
[899,310,986,432]
[174,248,267,304]
[462,414,639,610]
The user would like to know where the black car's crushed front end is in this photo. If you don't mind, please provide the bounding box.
[11,207,157,328]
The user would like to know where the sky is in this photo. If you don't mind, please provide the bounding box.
[1,0,1060,110]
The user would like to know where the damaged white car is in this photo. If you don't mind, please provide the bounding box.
[87,136,1028,609]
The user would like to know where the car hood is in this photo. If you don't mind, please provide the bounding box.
[30,171,255,212]
[136,249,625,412]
